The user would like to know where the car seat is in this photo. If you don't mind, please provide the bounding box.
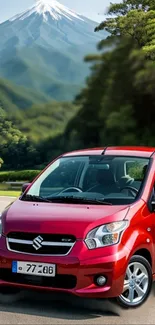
[88,169,119,194]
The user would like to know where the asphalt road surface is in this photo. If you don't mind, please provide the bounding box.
[0,196,155,324]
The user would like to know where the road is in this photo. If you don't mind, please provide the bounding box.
[0,196,155,324]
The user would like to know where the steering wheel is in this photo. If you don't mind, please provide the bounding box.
[59,187,83,194]
[120,186,138,196]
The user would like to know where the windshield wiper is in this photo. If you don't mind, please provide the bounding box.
[22,194,51,203]
[22,194,112,205]
[44,196,112,205]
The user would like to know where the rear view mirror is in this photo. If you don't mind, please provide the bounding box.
[22,183,31,193]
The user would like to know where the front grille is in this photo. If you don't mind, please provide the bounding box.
[8,233,76,242]
[7,232,76,256]
[0,268,77,289]
[7,243,70,255]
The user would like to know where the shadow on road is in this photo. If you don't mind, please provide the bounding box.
[151,282,155,296]
[0,291,121,320]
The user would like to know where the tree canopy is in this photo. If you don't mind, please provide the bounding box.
[64,0,155,151]
[0,101,78,169]
[95,0,155,59]
[0,109,39,169]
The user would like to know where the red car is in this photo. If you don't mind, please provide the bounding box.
[0,146,155,308]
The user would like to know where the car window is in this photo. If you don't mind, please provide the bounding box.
[126,160,148,180]
[26,155,150,205]
[83,164,110,191]
[40,160,82,196]
[83,167,98,191]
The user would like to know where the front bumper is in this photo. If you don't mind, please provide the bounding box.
[0,238,130,299]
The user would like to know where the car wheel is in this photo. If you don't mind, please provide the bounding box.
[112,255,152,309]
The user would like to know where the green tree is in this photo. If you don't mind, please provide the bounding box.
[64,0,155,149]
[0,112,39,169]
[0,100,79,169]
[95,0,155,59]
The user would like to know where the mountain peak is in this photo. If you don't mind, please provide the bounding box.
[10,0,84,22]
[35,0,56,13]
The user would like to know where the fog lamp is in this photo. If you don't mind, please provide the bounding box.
[95,275,107,286]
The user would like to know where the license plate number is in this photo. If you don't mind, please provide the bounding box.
[12,261,56,277]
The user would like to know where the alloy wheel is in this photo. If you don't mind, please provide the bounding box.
[120,261,149,306]
[115,255,152,308]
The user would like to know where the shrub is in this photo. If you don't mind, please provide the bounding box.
[0,170,41,182]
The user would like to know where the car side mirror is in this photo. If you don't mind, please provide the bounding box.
[22,183,31,193]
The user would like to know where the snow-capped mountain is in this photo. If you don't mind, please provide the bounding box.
[10,0,84,23]
[0,0,107,101]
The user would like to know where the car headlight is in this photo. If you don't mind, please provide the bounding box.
[85,221,128,249]
[0,213,2,237]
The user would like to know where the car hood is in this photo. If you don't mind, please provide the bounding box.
[3,199,130,238]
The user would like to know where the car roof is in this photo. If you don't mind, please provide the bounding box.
[63,146,155,158]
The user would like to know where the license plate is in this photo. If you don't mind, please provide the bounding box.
[12,261,56,277]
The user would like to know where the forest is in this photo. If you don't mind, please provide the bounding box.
[0,0,155,170]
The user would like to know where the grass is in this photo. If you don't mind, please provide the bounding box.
[0,184,21,197]
[0,190,21,197]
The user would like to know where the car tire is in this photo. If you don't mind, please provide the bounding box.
[111,255,152,309]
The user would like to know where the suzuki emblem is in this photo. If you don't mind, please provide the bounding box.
[32,235,43,250]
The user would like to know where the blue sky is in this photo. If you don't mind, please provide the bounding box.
[0,0,120,23]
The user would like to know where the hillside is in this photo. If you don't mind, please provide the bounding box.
[14,101,79,142]
[0,0,106,101]
[0,78,51,112]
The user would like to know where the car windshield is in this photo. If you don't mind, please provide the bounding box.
[23,155,150,205]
